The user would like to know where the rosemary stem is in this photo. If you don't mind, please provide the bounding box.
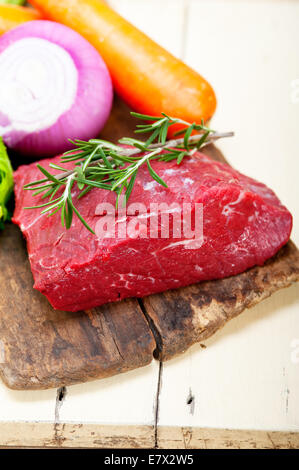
[51,131,234,182]
[24,111,235,234]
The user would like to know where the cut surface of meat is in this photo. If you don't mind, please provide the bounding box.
[13,151,292,312]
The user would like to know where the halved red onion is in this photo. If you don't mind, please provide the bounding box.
[0,20,113,157]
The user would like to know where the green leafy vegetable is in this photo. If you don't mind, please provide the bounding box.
[0,1,26,6]
[0,138,13,230]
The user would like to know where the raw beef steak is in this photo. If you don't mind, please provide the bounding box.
[13,151,292,312]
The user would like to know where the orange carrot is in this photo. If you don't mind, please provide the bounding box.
[29,0,216,129]
[0,5,42,35]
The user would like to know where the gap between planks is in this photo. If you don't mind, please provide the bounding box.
[137,298,164,448]
[52,296,165,443]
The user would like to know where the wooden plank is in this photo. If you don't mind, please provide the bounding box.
[150,282,299,430]
[0,384,55,422]
[186,0,299,247]
[58,362,159,426]
[0,422,298,449]
[157,0,299,432]
[0,422,154,448]
[157,426,299,449]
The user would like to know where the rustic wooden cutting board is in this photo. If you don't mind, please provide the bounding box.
[0,97,298,390]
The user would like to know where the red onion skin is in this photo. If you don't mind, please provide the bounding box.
[0,20,113,157]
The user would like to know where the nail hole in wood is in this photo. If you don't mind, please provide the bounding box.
[58,386,66,402]
[186,388,195,415]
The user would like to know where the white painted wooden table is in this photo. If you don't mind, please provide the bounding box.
[0,0,298,449]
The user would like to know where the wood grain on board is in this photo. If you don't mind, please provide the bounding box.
[0,422,298,449]
[0,97,298,390]
[0,224,156,390]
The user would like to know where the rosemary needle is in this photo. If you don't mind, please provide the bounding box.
[24,112,234,234]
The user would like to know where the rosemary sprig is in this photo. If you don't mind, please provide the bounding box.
[24,112,234,234]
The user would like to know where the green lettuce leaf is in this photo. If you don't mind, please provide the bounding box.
[0,137,13,230]
[0,1,26,6]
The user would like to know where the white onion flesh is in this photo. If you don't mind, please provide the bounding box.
[0,38,78,137]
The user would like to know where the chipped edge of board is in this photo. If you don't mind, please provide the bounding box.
[0,422,298,449]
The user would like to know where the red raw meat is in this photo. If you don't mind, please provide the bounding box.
[13,152,292,312]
